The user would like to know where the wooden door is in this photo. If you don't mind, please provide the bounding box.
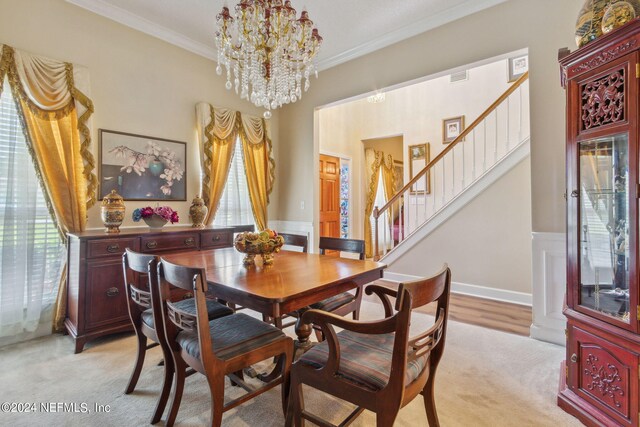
[319,154,341,238]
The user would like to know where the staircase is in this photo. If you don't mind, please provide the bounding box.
[373,72,530,262]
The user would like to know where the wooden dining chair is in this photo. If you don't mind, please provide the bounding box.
[286,265,451,427]
[122,249,233,424]
[231,224,255,234]
[263,233,309,329]
[279,232,308,253]
[157,257,294,427]
[306,237,366,340]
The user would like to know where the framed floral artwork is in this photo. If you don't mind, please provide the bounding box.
[99,129,187,201]
[408,143,431,194]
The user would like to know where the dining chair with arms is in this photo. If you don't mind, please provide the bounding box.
[157,257,294,427]
[122,249,233,424]
[286,265,451,427]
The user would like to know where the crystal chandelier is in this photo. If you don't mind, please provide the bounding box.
[215,0,323,118]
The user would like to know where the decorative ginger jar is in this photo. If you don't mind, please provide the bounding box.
[189,195,208,228]
[101,190,125,234]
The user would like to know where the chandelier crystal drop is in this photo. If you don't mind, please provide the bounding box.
[215,0,322,117]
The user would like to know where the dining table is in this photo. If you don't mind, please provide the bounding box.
[161,246,387,355]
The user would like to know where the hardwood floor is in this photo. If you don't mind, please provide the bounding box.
[366,281,532,336]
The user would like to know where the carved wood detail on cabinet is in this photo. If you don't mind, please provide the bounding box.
[580,69,625,131]
[65,226,233,353]
[570,40,637,75]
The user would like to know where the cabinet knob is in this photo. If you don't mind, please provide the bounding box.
[213,235,221,241]
[184,238,195,246]
[146,241,158,249]
[570,190,579,198]
[106,287,120,297]
[570,353,578,363]
[106,244,120,253]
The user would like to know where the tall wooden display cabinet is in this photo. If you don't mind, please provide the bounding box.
[558,20,640,427]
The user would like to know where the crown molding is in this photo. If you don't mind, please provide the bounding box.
[314,0,508,71]
[67,0,507,71]
[66,0,217,60]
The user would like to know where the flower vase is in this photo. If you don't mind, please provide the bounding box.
[148,160,164,176]
[143,214,168,230]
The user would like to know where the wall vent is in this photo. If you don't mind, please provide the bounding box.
[450,70,469,83]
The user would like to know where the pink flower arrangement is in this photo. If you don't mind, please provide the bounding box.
[132,206,179,224]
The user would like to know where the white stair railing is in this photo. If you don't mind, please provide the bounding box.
[373,72,530,260]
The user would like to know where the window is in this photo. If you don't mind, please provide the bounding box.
[340,160,349,238]
[0,80,64,337]
[213,138,255,227]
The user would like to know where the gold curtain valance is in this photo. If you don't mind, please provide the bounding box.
[195,102,275,229]
[0,44,97,210]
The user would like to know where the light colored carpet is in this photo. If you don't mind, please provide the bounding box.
[0,301,581,427]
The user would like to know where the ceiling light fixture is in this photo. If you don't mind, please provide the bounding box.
[215,0,323,119]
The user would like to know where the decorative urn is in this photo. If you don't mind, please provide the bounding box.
[234,230,285,265]
[575,0,610,47]
[101,190,125,234]
[189,194,208,228]
[602,1,639,34]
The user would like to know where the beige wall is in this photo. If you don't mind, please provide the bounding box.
[318,57,527,242]
[391,157,533,293]
[0,0,280,229]
[278,0,582,236]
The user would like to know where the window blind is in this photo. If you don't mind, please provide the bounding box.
[0,79,63,337]
[213,138,255,228]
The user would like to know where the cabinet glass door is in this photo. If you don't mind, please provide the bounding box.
[579,134,630,323]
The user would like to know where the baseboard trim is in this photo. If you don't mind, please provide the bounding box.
[383,272,532,306]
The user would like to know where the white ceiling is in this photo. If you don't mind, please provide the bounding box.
[66,0,507,71]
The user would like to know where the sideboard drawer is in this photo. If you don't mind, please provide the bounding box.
[200,230,233,249]
[141,233,200,253]
[87,238,138,259]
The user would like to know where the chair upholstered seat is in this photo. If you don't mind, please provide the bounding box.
[299,329,428,391]
[141,298,233,329]
[310,292,355,312]
[176,313,285,360]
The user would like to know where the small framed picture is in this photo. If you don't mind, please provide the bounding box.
[442,116,465,144]
[508,54,528,82]
[408,143,431,194]
[99,129,187,201]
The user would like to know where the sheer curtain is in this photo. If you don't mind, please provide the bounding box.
[370,168,391,255]
[0,79,64,338]
[213,137,254,227]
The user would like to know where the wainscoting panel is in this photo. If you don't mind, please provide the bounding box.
[530,232,566,346]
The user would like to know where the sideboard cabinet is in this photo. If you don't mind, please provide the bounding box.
[559,21,640,427]
[65,226,234,353]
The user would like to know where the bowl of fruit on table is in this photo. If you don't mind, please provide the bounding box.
[233,229,285,265]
